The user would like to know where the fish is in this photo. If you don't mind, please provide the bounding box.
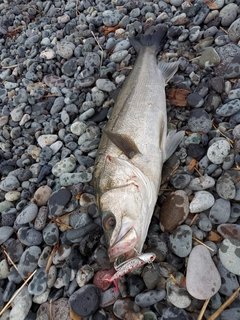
[93,25,185,262]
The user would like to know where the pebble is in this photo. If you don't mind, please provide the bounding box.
[217,224,240,240]
[186,245,221,299]
[10,287,32,320]
[48,188,72,218]
[219,238,240,275]
[166,275,191,308]
[0,226,14,244]
[0,175,20,191]
[216,173,236,200]
[216,99,240,116]
[37,135,58,148]
[52,157,76,177]
[189,191,215,213]
[228,18,240,42]
[168,225,192,257]
[16,202,38,224]
[28,268,47,295]
[32,186,52,206]
[18,227,43,246]
[159,190,189,232]
[43,223,59,246]
[188,175,215,191]
[135,289,166,308]
[209,198,230,224]
[69,284,101,317]
[188,109,212,133]
[60,172,92,186]
[113,299,140,319]
[217,260,239,297]
[18,246,41,279]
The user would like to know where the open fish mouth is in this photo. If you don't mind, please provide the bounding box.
[108,227,138,262]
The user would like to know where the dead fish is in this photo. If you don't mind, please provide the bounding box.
[94,25,185,262]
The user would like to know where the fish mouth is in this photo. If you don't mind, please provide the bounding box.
[108,227,138,262]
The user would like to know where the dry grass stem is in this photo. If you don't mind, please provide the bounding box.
[45,243,59,274]
[1,64,19,69]
[207,286,240,320]
[197,298,210,320]
[188,214,199,227]
[0,270,37,316]
[192,236,214,252]
[91,31,104,68]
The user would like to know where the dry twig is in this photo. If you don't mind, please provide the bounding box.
[198,298,210,320]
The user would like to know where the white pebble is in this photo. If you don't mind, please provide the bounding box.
[207,139,230,164]
[189,191,215,213]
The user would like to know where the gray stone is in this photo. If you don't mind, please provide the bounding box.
[169,225,192,257]
[189,191,215,213]
[219,238,240,275]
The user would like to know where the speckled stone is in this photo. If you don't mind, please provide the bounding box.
[219,238,240,275]
[10,287,32,320]
[217,260,239,297]
[48,188,72,218]
[207,139,231,164]
[0,226,14,244]
[188,109,212,133]
[159,190,189,232]
[52,157,76,177]
[32,186,52,206]
[37,134,58,148]
[209,198,231,224]
[216,99,240,116]
[189,191,215,213]
[28,268,47,295]
[216,173,236,200]
[228,18,240,42]
[34,206,48,230]
[43,222,59,246]
[18,227,43,246]
[18,246,41,278]
[186,245,221,299]
[169,225,192,258]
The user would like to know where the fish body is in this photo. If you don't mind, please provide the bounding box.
[94,25,184,262]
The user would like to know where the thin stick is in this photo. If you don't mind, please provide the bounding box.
[1,64,19,69]
[91,31,104,68]
[45,243,59,274]
[198,298,210,320]
[0,270,37,316]
[49,300,54,320]
[192,237,214,252]
[207,286,240,320]
[189,214,199,227]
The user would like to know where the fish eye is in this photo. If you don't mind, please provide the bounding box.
[103,213,116,230]
[150,255,155,261]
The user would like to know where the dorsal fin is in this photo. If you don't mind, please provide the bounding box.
[104,129,140,159]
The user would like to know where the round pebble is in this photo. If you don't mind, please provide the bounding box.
[169,225,192,257]
[189,191,215,213]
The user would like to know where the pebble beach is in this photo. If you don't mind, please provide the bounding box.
[0,0,240,319]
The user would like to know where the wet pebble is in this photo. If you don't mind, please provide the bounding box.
[135,289,166,308]
[28,268,47,295]
[217,260,239,297]
[43,223,59,246]
[188,175,215,191]
[0,226,14,244]
[16,202,38,224]
[217,224,240,240]
[18,227,43,246]
[209,198,231,224]
[188,109,212,133]
[113,298,140,319]
[32,186,52,206]
[186,245,221,299]
[18,246,41,279]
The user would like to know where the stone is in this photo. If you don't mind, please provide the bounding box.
[16,202,38,224]
[186,245,221,299]
[217,224,240,240]
[10,287,32,320]
[48,188,72,218]
[93,269,115,291]
[28,268,47,295]
[52,157,76,177]
[188,175,215,191]
[34,206,48,230]
[188,109,212,133]
[216,173,236,200]
[17,227,43,246]
[217,260,239,297]
[18,246,41,278]
[0,226,14,244]
[189,191,215,213]
[113,298,140,319]
[159,190,189,232]
[209,198,231,224]
[0,175,20,191]
[43,223,59,246]
[135,289,166,307]
[219,238,240,275]
[216,99,240,116]
[69,284,101,317]
[228,18,240,42]
[37,135,58,148]
[199,48,220,69]
[32,186,52,206]
[168,225,192,257]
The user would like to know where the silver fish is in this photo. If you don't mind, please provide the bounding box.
[94,25,185,262]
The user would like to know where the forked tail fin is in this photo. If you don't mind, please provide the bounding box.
[129,25,168,54]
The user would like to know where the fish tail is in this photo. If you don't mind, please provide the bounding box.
[129,25,168,54]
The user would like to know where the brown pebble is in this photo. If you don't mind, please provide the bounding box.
[124,311,144,320]
[159,190,189,232]
[93,268,116,291]
[33,185,52,206]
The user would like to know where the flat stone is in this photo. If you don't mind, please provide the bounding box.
[217,260,239,296]
[209,198,231,224]
[135,289,166,308]
[17,227,43,246]
[199,48,220,69]
[52,157,76,177]
[0,175,20,191]
[60,172,92,186]
[48,188,72,218]
[228,18,240,42]
[159,190,189,232]
[16,202,38,224]
[18,246,41,279]
[216,99,240,116]
[189,191,215,213]
[0,226,14,244]
[219,238,240,275]
[217,224,240,240]
[69,284,101,317]
[43,222,59,246]
[186,245,221,299]
[207,139,231,164]
[169,225,192,257]
[188,109,212,133]
[28,268,47,295]
[113,298,140,319]
[37,134,58,148]
[216,173,236,200]
[10,287,32,320]
[34,206,48,230]
[188,175,215,191]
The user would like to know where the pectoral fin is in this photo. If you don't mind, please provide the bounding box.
[104,129,140,159]
[163,130,185,162]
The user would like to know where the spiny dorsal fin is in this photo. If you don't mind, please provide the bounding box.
[158,61,179,84]
[104,129,140,159]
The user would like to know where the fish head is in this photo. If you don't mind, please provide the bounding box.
[99,157,156,262]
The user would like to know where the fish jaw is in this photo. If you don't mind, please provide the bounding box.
[108,226,138,262]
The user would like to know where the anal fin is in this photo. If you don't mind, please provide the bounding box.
[104,129,140,159]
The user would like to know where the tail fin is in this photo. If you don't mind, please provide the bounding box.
[129,25,168,53]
